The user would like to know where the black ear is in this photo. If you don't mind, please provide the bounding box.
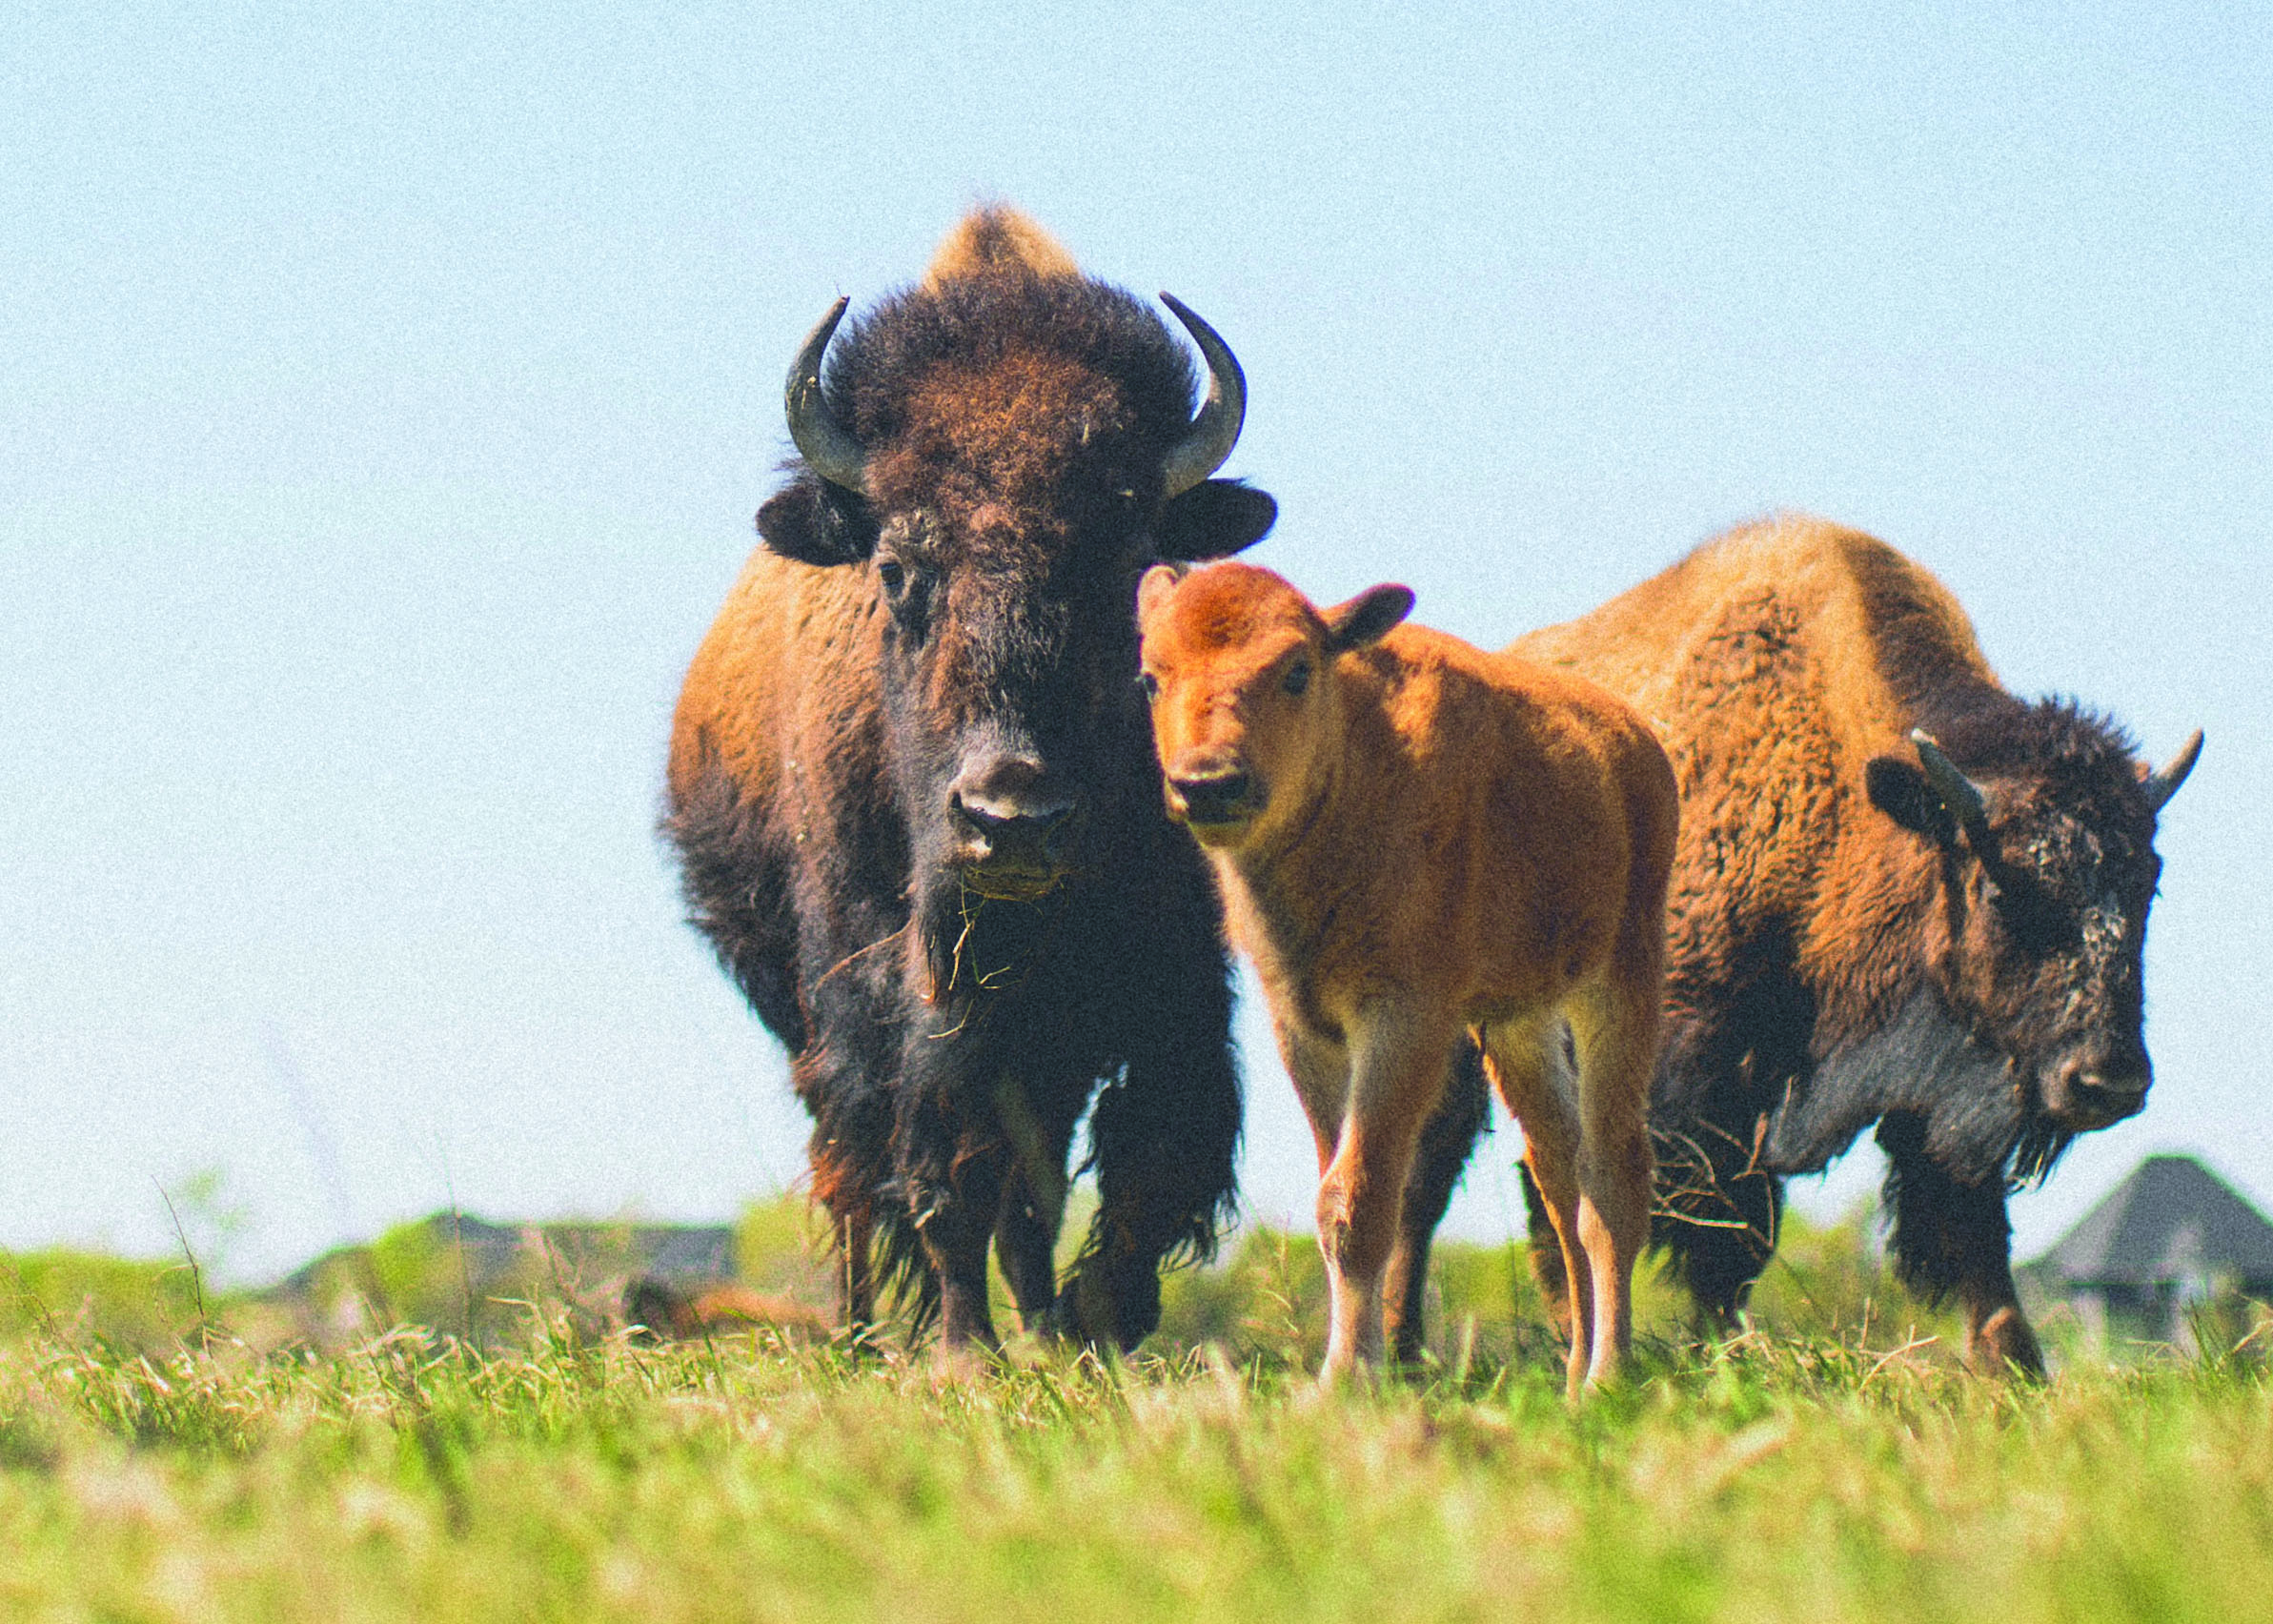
[756,476,878,568]
[1325,584,1415,653]
[1154,479,1277,560]
[1866,755,1955,842]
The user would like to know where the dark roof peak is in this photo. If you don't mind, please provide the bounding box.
[2030,1155,2273,1288]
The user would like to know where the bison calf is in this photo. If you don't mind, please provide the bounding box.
[1136,563,1677,1391]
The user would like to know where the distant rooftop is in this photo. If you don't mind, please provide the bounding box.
[2028,1155,2273,1289]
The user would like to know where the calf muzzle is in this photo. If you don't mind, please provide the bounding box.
[1166,767,1265,834]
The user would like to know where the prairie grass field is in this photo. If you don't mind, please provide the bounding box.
[4,1208,2269,1622]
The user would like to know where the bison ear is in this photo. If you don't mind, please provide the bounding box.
[1154,479,1277,560]
[1866,755,1954,842]
[1325,584,1415,653]
[756,477,879,568]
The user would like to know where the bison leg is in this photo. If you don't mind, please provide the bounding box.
[1648,1113,1782,1337]
[836,1205,876,1338]
[991,1075,1079,1336]
[1066,1000,1242,1353]
[908,1149,1008,1355]
[893,1060,1013,1354]
[1876,1115,2045,1378]
[993,1173,1060,1335]
[807,1113,887,1340]
[1385,1038,1492,1370]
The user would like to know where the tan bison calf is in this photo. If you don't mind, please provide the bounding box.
[1136,563,1677,1391]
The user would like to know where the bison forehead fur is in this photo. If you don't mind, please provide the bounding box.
[664,209,1273,1355]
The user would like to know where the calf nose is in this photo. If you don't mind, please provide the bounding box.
[1168,769,1257,825]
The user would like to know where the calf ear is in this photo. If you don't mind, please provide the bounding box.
[1136,562,1186,627]
[1154,479,1277,560]
[1866,755,1954,842]
[1325,584,1415,653]
[757,476,879,567]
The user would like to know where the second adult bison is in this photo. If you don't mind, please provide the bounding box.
[1394,517,2200,1374]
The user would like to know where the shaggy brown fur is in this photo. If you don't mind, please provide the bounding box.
[1401,516,2200,1377]
[666,210,1275,1354]
[1138,563,1677,1392]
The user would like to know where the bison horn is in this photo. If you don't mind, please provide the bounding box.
[1910,730,1994,850]
[784,296,867,496]
[1158,294,1248,499]
[2142,729,2203,814]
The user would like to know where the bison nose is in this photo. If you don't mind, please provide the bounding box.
[949,756,1077,858]
[953,791,1077,841]
[1168,769,1259,826]
[2050,1055,2152,1127]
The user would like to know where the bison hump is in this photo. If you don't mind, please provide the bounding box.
[923,207,1079,291]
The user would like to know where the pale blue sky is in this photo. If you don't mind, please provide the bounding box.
[5,3,2267,1281]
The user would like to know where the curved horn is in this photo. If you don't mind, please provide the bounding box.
[1910,729,1993,850]
[784,296,866,495]
[2142,729,2203,814]
[1157,293,1248,499]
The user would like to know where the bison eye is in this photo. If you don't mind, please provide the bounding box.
[1283,659,1311,697]
[1138,671,1161,701]
[875,555,933,631]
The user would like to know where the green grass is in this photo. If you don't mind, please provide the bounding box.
[2,1326,2270,1621]
[3,1198,2271,1621]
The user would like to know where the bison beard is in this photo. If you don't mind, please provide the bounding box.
[1389,518,2198,1378]
[665,210,1276,1351]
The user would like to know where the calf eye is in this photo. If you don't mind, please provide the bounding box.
[1283,660,1311,697]
[1138,671,1161,700]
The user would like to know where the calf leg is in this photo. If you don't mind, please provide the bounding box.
[1317,1006,1458,1382]
[1385,1039,1492,1368]
[1877,1115,2044,1378]
[1516,1160,1573,1340]
[1566,978,1658,1389]
[1485,1014,1593,1398]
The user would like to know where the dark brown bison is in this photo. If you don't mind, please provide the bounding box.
[665,210,1277,1353]
[1136,563,1674,1391]
[1392,517,2200,1375]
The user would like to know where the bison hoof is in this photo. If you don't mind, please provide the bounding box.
[1968,1306,2047,1380]
[1051,1267,1159,1353]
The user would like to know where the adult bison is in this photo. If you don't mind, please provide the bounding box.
[1392,517,2200,1375]
[665,210,1277,1352]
